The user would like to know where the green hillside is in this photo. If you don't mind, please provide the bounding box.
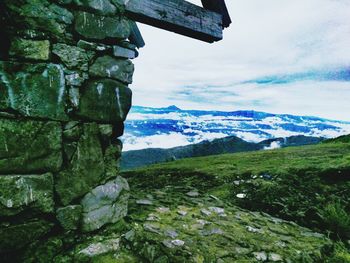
[120,139,350,262]
[121,135,324,170]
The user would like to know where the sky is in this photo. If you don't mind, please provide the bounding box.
[130,0,350,121]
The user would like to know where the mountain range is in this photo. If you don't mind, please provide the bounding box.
[122,105,350,151]
[121,135,325,170]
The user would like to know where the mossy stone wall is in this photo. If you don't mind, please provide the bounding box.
[0,0,137,260]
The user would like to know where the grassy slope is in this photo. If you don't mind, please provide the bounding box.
[123,141,350,229]
[121,139,350,261]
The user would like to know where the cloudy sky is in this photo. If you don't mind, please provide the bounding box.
[130,0,350,121]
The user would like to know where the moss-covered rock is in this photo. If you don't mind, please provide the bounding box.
[81,176,129,232]
[73,0,117,15]
[9,38,50,61]
[89,56,134,84]
[55,123,106,206]
[124,182,333,263]
[0,119,62,174]
[4,0,74,40]
[76,79,132,123]
[74,11,130,40]
[0,173,54,217]
[52,43,95,71]
[0,62,68,120]
[56,205,83,231]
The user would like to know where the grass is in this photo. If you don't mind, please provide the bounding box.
[318,201,350,240]
[123,140,350,240]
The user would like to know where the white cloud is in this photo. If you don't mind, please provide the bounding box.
[130,0,350,121]
[264,141,282,150]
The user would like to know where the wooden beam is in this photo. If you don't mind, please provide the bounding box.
[201,0,231,28]
[129,21,146,48]
[124,0,223,43]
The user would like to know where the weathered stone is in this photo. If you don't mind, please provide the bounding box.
[136,199,153,205]
[63,142,78,163]
[76,79,132,123]
[53,43,95,71]
[114,122,125,138]
[0,119,62,174]
[186,191,199,197]
[81,176,129,232]
[63,121,82,141]
[9,38,50,60]
[75,11,130,40]
[162,239,185,248]
[113,45,138,59]
[56,205,83,231]
[68,87,80,110]
[0,62,68,120]
[4,0,74,39]
[77,40,112,52]
[73,0,117,15]
[0,173,54,217]
[0,220,53,252]
[269,253,283,262]
[75,237,120,261]
[117,40,137,51]
[56,123,106,206]
[65,71,89,86]
[17,29,48,40]
[99,124,113,138]
[104,143,122,178]
[89,56,134,84]
[253,251,268,261]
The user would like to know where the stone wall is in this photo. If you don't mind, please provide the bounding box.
[0,0,137,260]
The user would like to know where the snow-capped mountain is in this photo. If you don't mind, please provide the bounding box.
[122,105,350,151]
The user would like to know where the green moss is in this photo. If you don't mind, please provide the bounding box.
[9,38,50,60]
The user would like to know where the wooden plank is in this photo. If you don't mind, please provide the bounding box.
[129,21,146,48]
[201,0,231,28]
[124,0,223,43]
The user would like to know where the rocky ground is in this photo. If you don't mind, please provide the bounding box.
[29,181,334,263]
[124,184,332,263]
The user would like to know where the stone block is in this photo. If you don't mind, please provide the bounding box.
[76,79,132,123]
[81,176,129,232]
[0,173,54,217]
[0,119,62,174]
[4,0,73,40]
[55,123,106,206]
[65,71,89,87]
[89,56,134,84]
[73,0,117,15]
[56,205,83,231]
[0,62,68,121]
[9,38,50,60]
[77,40,112,52]
[53,43,95,71]
[75,11,130,40]
[113,45,138,59]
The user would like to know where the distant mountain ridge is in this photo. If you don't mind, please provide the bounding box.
[121,135,325,170]
[122,105,350,151]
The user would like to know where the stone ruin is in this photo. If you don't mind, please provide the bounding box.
[0,0,230,261]
[0,0,135,260]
